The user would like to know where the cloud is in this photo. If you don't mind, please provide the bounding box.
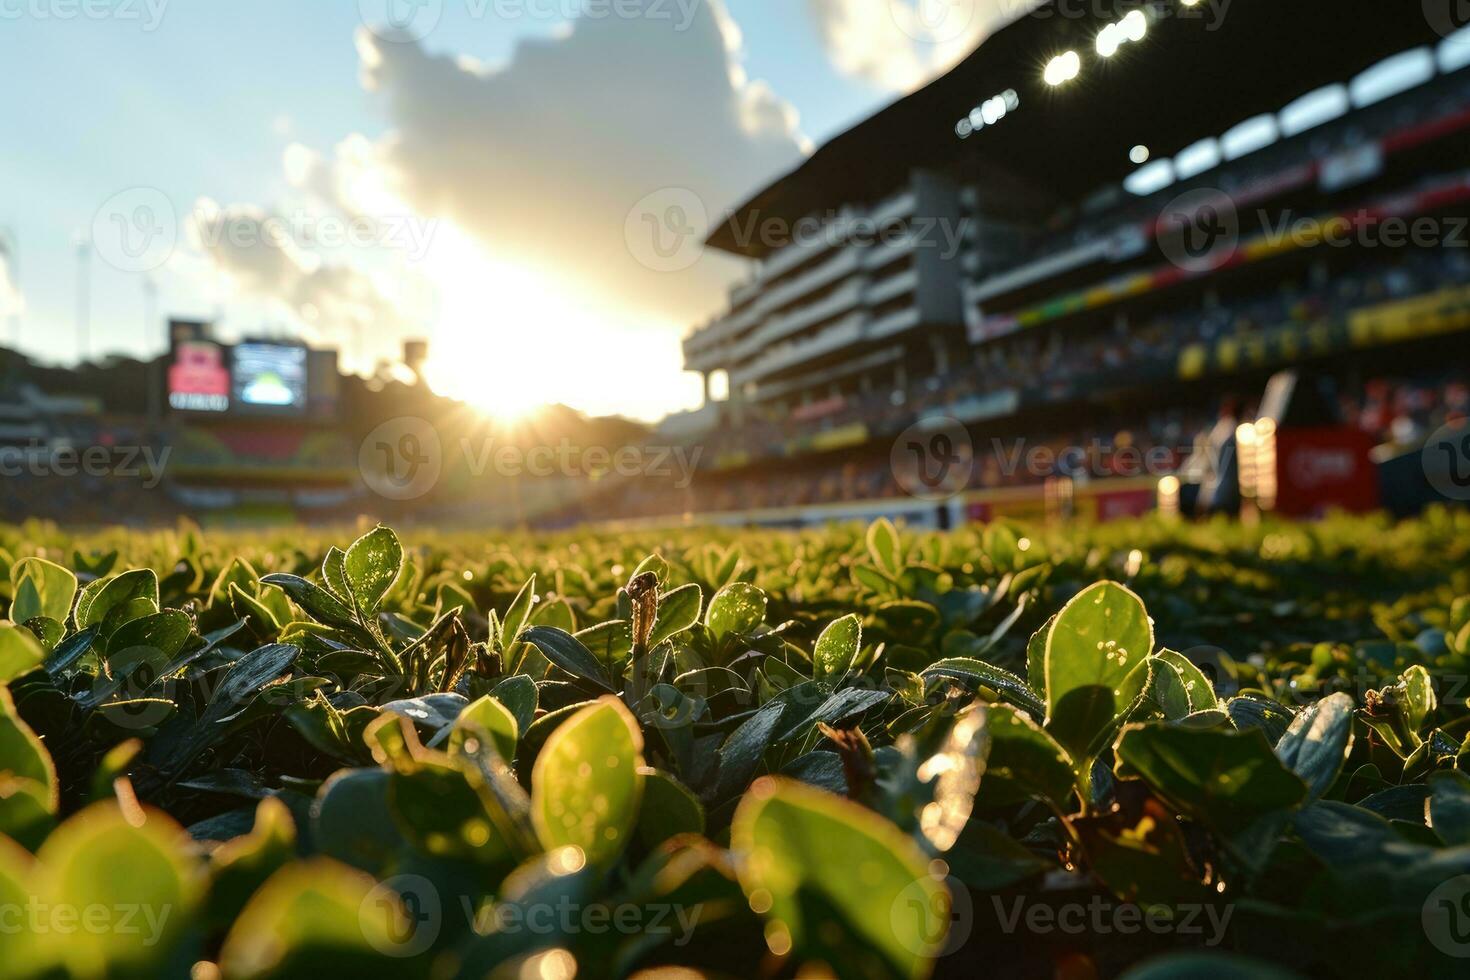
[807,0,1022,92]
[186,200,423,350]
[342,0,808,330]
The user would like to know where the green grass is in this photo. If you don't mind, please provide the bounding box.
[1,509,1469,978]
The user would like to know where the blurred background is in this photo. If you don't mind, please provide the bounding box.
[2,0,1468,529]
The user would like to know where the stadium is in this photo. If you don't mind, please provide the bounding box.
[8,4,1470,979]
[2,3,1466,532]
[566,0,1470,529]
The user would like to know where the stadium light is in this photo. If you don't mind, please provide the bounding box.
[1098,10,1147,58]
[955,88,1019,139]
[1044,51,1081,86]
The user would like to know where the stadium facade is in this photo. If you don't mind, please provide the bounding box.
[668,0,1470,526]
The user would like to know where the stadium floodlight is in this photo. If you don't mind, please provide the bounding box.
[1044,51,1081,86]
[1098,10,1147,57]
[1349,48,1435,109]
[1441,27,1470,73]
[1123,158,1175,196]
[1174,138,1222,179]
[955,88,1019,139]
[1121,10,1147,42]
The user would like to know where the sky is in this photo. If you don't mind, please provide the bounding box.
[0,0,1012,421]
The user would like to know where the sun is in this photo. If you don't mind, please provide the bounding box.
[422,353,543,423]
[417,224,700,422]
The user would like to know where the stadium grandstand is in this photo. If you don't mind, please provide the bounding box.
[604,0,1470,528]
[0,322,662,527]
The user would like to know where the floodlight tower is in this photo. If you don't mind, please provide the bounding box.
[0,227,18,347]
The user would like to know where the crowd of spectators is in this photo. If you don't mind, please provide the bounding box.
[696,244,1468,469]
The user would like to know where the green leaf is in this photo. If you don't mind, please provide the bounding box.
[10,558,77,626]
[523,626,617,692]
[1225,693,1294,745]
[866,517,903,575]
[575,619,632,671]
[207,797,298,929]
[322,546,350,599]
[230,581,282,637]
[732,777,949,979]
[0,834,40,972]
[531,696,644,867]
[311,768,400,873]
[0,625,45,683]
[220,858,410,975]
[344,526,403,615]
[208,557,260,608]
[982,703,1077,811]
[922,657,1044,717]
[482,674,531,730]
[261,573,359,630]
[631,553,669,585]
[705,582,768,643]
[75,569,158,633]
[0,684,56,847]
[389,757,513,865]
[1025,614,1054,697]
[1156,649,1220,712]
[106,608,193,662]
[499,574,538,649]
[1274,693,1355,803]
[635,767,705,848]
[813,613,862,680]
[1429,770,1470,846]
[1116,723,1307,836]
[649,582,702,648]
[1400,664,1435,734]
[1044,582,1153,760]
[33,802,197,976]
[449,693,519,763]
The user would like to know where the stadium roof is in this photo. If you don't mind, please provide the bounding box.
[708,0,1452,257]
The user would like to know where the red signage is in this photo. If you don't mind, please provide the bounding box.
[1274,427,1379,517]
